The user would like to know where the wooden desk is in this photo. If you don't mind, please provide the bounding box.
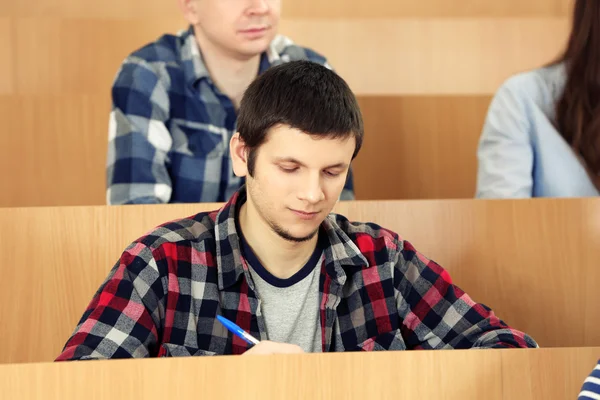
[0,348,597,399]
[1,198,599,364]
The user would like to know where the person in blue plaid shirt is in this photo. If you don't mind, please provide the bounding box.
[58,61,536,360]
[106,0,354,204]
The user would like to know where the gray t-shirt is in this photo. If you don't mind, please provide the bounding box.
[237,201,323,353]
[248,261,322,353]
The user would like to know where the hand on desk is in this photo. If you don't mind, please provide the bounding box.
[243,341,304,355]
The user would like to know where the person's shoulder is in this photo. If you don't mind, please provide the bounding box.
[270,35,329,66]
[125,30,187,66]
[130,209,220,254]
[496,63,566,106]
[329,213,401,253]
[112,30,191,96]
[115,30,188,85]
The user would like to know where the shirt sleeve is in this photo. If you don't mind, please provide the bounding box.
[476,77,535,198]
[394,239,538,349]
[106,58,173,205]
[579,361,600,400]
[56,243,164,360]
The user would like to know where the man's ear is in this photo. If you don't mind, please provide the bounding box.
[177,0,201,25]
[230,132,249,178]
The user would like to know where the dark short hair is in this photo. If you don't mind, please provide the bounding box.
[237,60,364,176]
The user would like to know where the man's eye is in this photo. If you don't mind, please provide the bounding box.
[280,167,298,173]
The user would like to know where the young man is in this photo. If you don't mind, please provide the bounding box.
[107,0,354,205]
[58,61,536,360]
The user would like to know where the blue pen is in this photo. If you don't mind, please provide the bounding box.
[217,315,261,346]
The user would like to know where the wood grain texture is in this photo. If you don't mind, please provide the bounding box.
[0,0,574,18]
[280,18,569,95]
[354,96,489,199]
[0,18,13,94]
[0,348,597,399]
[12,18,182,94]
[8,0,181,19]
[0,95,108,207]
[0,95,489,207]
[0,198,598,363]
[282,0,575,19]
[0,17,569,95]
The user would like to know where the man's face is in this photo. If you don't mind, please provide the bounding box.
[234,125,356,242]
[182,0,281,59]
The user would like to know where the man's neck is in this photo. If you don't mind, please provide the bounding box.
[194,33,261,110]
[239,203,319,280]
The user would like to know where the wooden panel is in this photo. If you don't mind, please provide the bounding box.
[11,0,181,19]
[0,95,108,207]
[2,0,574,18]
[0,18,13,94]
[0,95,487,207]
[280,18,570,95]
[0,348,597,399]
[0,207,110,365]
[354,96,490,199]
[0,0,14,16]
[283,0,575,19]
[13,19,63,94]
[0,198,599,363]
[8,17,568,95]
[13,18,183,94]
[501,348,599,399]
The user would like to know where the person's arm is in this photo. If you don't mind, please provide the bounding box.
[579,361,600,399]
[476,77,534,198]
[394,239,537,349]
[56,244,164,360]
[106,58,173,205]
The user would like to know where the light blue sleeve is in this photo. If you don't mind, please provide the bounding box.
[476,77,535,198]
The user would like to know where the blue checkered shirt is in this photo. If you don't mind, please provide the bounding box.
[106,27,355,204]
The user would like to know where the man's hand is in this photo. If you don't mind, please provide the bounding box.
[242,341,304,355]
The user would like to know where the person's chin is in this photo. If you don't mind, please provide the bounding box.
[290,221,321,238]
[238,35,274,54]
[284,229,319,243]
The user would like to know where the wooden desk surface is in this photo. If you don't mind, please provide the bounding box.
[0,348,597,400]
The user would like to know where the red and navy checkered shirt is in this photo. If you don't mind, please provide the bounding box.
[56,189,537,360]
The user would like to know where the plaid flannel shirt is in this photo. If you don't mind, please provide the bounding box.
[106,27,354,205]
[57,188,536,360]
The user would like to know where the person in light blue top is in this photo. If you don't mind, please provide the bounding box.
[476,0,600,198]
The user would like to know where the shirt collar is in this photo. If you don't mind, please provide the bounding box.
[214,187,369,290]
[180,26,211,87]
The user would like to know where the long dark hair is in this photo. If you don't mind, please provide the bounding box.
[554,0,600,178]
